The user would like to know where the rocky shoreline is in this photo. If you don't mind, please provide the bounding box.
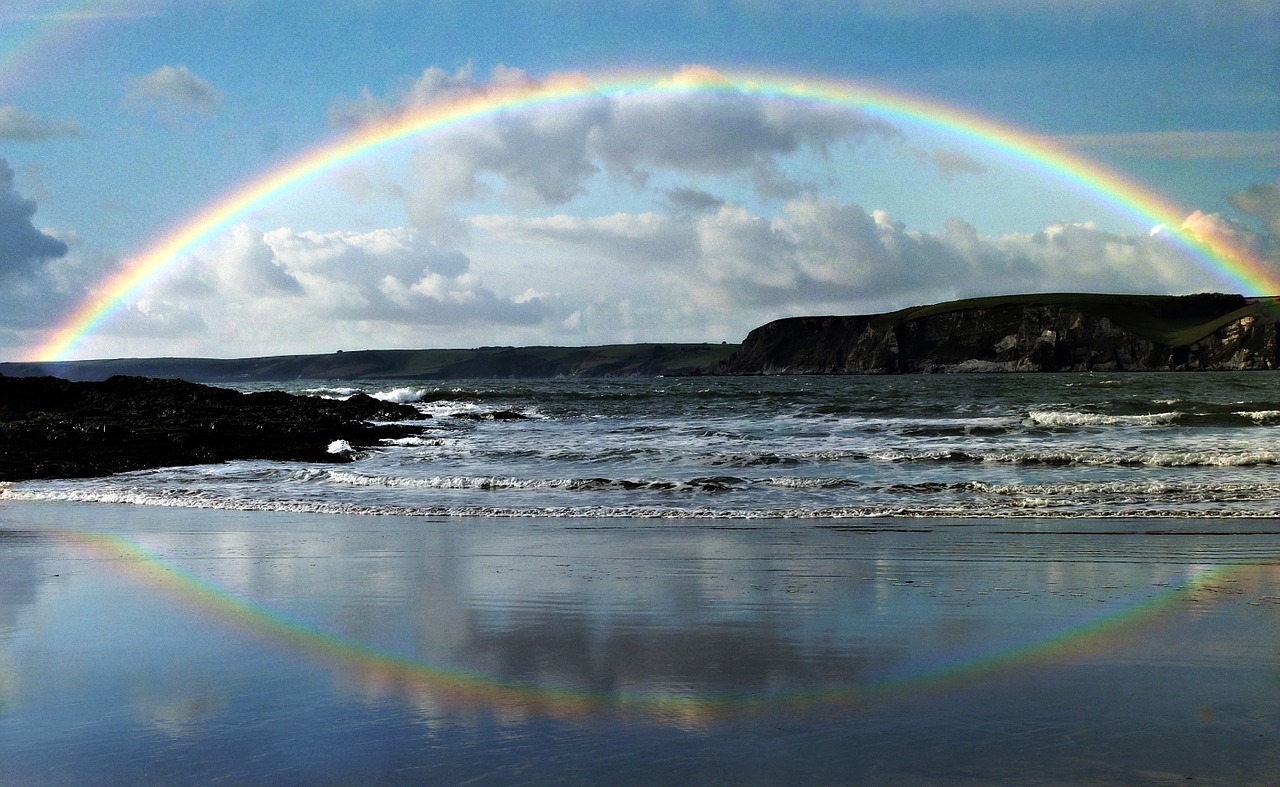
[0,375,427,481]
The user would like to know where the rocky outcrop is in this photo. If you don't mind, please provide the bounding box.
[709,293,1280,375]
[0,375,428,481]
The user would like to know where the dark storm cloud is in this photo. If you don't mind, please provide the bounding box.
[0,159,68,281]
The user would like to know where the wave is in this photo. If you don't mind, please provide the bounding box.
[302,386,358,399]
[370,386,428,404]
[1237,409,1280,424]
[295,470,750,493]
[873,448,1280,467]
[767,477,858,489]
[6,486,1277,519]
[714,446,1280,467]
[1024,410,1183,428]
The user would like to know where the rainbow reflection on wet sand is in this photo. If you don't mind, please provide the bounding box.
[1,500,1278,784]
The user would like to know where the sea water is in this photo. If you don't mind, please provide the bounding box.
[2,372,1279,783]
[5,372,1280,518]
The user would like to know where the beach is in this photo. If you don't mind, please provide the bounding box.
[2,372,1278,782]
[2,500,1278,784]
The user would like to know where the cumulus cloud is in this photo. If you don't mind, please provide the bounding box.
[0,159,69,284]
[56,199,1273,357]
[112,224,552,353]
[126,65,223,122]
[473,196,1228,333]
[0,105,80,141]
[331,65,901,243]
[185,224,305,296]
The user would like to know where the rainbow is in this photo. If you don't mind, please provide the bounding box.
[0,0,139,94]
[31,65,1278,362]
[56,527,1239,723]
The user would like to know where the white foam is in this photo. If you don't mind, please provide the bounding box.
[767,477,851,489]
[370,387,427,404]
[1237,409,1280,424]
[326,439,354,455]
[379,435,441,447]
[1025,410,1182,427]
[302,386,358,399]
[4,486,1277,519]
[866,447,1280,467]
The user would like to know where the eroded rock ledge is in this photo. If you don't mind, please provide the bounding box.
[707,293,1280,375]
[0,375,426,481]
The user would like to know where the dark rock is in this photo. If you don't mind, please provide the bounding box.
[0,375,429,481]
[449,410,529,421]
[708,293,1280,375]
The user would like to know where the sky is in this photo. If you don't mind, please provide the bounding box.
[0,0,1277,361]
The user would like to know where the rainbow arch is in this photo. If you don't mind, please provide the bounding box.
[30,65,1278,362]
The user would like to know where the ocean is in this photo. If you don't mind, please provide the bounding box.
[6,372,1280,519]
[2,372,1279,783]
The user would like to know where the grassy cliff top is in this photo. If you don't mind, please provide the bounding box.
[865,293,1280,347]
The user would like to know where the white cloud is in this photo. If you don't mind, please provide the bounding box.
[36,197,1274,358]
[471,197,1239,341]
[101,225,554,355]
[126,65,223,122]
[0,105,80,141]
[332,65,901,243]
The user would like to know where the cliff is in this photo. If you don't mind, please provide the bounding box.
[709,293,1280,375]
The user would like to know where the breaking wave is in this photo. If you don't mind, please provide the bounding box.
[1024,410,1183,427]
[6,485,1278,519]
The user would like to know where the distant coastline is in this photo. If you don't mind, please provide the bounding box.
[3,293,1276,382]
[0,343,739,383]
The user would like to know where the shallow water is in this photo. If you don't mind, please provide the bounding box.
[1,501,1278,784]
[6,373,1280,519]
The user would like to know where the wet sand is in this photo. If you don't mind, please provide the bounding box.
[1,500,1278,784]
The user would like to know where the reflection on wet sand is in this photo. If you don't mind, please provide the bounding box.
[1,503,1279,783]
[0,530,45,635]
[25,513,1280,725]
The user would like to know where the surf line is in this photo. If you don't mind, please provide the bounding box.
[32,65,1276,362]
[56,528,1238,724]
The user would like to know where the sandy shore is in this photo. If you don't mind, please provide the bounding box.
[2,499,1278,784]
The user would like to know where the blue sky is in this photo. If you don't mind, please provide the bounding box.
[1,0,1276,360]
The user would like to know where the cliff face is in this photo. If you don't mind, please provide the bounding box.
[712,293,1280,375]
